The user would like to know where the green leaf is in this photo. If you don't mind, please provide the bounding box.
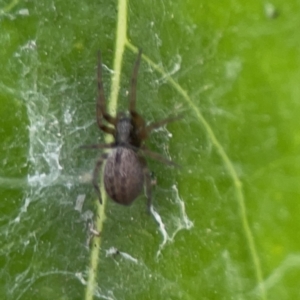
[1,0,299,299]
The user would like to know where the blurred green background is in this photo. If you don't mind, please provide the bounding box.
[1,0,300,299]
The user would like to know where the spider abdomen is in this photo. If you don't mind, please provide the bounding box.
[104,147,144,205]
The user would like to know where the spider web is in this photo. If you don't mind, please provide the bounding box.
[2,0,295,299]
[0,6,194,300]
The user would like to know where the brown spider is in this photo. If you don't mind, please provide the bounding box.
[83,49,178,210]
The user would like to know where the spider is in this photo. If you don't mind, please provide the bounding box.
[83,49,178,210]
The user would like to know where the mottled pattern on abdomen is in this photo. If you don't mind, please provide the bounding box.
[104,147,144,205]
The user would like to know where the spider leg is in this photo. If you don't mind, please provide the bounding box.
[97,51,116,133]
[128,49,147,139]
[129,49,142,112]
[145,114,182,133]
[140,146,179,167]
[142,162,153,213]
[79,143,114,150]
[97,124,115,135]
[92,153,108,204]
[130,110,147,138]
